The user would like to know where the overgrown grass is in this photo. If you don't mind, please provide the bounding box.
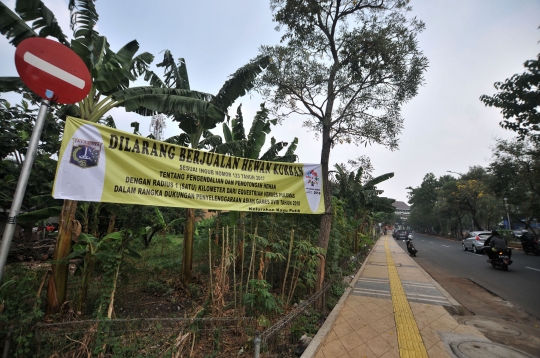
[0,211,379,357]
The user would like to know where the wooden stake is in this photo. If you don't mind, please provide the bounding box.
[209,229,213,303]
[282,229,294,301]
[233,226,236,310]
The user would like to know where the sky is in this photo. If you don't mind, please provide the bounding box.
[1,0,539,204]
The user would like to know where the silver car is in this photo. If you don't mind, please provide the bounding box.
[462,231,492,253]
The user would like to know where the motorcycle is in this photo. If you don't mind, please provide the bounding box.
[489,248,513,271]
[405,235,418,257]
[521,237,540,256]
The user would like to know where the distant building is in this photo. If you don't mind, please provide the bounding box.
[392,201,410,223]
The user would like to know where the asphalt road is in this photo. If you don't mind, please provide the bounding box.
[394,232,540,319]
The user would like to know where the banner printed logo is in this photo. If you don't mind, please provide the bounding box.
[69,138,103,168]
[306,169,319,187]
[303,165,322,213]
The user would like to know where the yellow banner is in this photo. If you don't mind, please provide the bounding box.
[52,117,324,214]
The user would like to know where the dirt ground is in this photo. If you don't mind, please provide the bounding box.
[420,261,540,357]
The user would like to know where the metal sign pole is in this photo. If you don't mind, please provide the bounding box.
[0,99,50,284]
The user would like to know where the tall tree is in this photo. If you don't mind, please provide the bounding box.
[0,98,62,227]
[149,51,271,284]
[332,162,394,251]
[488,138,540,230]
[216,103,299,267]
[258,0,427,295]
[0,0,227,313]
[480,53,540,141]
[406,173,440,233]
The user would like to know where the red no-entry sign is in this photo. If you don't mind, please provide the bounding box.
[15,37,91,104]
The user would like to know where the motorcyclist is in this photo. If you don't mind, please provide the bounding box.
[521,230,534,242]
[406,234,417,256]
[485,230,509,262]
[520,230,537,252]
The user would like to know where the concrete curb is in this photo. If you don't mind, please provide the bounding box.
[300,239,381,358]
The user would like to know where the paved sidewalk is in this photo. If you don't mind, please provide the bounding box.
[302,235,490,358]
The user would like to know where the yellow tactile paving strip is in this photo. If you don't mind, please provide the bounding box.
[385,238,429,358]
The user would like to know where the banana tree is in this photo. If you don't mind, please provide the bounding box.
[213,103,299,266]
[217,103,298,161]
[333,164,395,251]
[61,231,140,313]
[141,207,184,248]
[145,50,271,284]
[0,0,228,313]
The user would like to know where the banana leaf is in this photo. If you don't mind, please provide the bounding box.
[0,77,28,94]
[212,56,271,110]
[17,206,63,223]
[16,0,68,45]
[0,2,35,47]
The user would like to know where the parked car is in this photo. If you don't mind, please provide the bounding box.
[462,231,492,253]
[512,230,524,240]
[396,230,409,240]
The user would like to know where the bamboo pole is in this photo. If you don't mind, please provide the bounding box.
[281,229,294,301]
[208,229,213,303]
[221,227,225,284]
[226,226,230,266]
[246,226,257,294]
[233,226,236,310]
[240,227,245,303]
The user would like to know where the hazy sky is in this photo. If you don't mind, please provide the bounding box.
[1,0,539,203]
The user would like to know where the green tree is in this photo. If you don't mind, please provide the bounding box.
[0,99,62,235]
[257,0,428,295]
[0,0,227,313]
[407,173,440,233]
[149,51,271,284]
[332,162,394,251]
[213,103,299,272]
[433,178,464,237]
[218,103,297,163]
[488,138,540,230]
[480,53,540,141]
[456,167,492,231]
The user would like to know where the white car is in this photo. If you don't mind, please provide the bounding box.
[462,231,492,253]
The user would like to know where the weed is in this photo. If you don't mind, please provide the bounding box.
[291,310,323,341]
[143,280,172,296]
[243,279,282,316]
[0,265,46,357]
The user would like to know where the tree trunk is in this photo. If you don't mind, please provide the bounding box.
[106,213,116,234]
[353,213,359,252]
[314,123,333,308]
[236,212,245,270]
[46,199,77,315]
[182,208,195,284]
[471,212,482,231]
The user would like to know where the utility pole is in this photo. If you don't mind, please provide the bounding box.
[504,198,511,230]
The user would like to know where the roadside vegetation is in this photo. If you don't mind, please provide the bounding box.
[0,0,423,356]
[407,51,540,239]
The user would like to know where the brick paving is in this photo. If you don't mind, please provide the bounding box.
[304,235,488,358]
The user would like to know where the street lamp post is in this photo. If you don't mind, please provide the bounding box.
[504,198,511,230]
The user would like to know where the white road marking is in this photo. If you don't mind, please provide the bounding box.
[24,51,85,89]
[430,242,434,244]
[442,245,450,247]
[467,252,484,256]
[526,267,540,272]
